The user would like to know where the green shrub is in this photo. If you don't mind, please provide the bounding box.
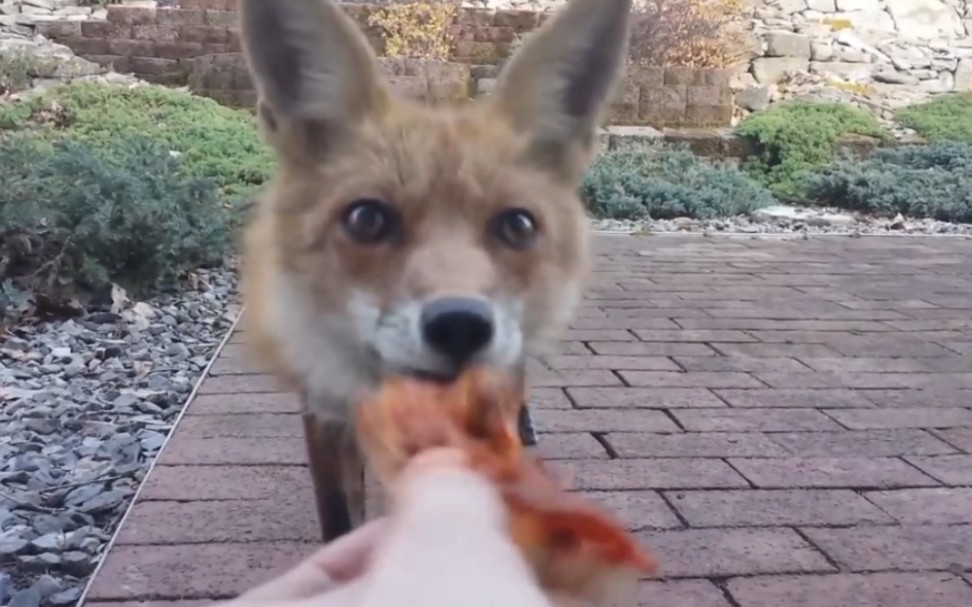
[736,101,888,197]
[0,81,274,201]
[0,134,230,301]
[895,93,972,144]
[0,52,42,95]
[580,144,776,220]
[803,141,972,223]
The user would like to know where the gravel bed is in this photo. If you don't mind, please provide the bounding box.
[0,269,238,607]
[593,206,972,237]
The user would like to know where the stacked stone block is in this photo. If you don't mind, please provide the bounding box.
[30,1,733,128]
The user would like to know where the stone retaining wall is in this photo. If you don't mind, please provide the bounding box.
[187,54,476,109]
[737,0,972,118]
[188,51,731,128]
[13,0,732,128]
[471,0,972,121]
[6,0,972,127]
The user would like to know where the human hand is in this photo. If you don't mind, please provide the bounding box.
[224,448,551,607]
[357,448,552,607]
[230,518,385,607]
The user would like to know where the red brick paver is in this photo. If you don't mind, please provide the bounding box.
[84,235,972,606]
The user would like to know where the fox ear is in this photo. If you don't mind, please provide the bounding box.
[239,0,388,160]
[491,0,632,184]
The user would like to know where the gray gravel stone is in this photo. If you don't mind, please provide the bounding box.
[20,553,60,571]
[31,575,60,599]
[0,536,29,556]
[59,551,94,577]
[8,586,41,607]
[29,533,63,553]
[0,572,11,604]
[592,204,972,237]
[0,268,237,606]
[48,588,81,606]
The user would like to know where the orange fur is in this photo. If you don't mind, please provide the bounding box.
[242,102,592,407]
[235,0,633,543]
[238,0,632,416]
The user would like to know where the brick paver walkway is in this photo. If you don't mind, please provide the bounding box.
[83,234,972,607]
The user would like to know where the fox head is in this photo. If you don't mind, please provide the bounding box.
[240,0,631,385]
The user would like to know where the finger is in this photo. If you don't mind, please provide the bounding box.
[307,518,388,581]
[230,578,368,607]
[239,519,387,602]
[285,577,368,607]
[237,561,334,603]
[362,511,551,607]
[362,459,551,607]
[394,451,508,531]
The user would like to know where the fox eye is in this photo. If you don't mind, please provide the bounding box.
[341,199,398,244]
[491,208,538,250]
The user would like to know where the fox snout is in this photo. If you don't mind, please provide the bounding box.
[351,291,524,382]
[421,296,495,367]
[239,0,631,405]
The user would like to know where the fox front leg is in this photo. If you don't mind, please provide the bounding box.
[518,405,538,447]
[301,408,365,541]
[513,364,539,447]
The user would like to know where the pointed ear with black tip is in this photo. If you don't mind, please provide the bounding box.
[490,0,632,185]
[239,0,389,162]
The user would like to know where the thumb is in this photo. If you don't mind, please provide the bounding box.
[393,448,508,532]
[236,519,385,602]
[357,449,550,607]
[232,578,368,607]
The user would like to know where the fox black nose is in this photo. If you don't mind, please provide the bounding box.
[421,297,494,366]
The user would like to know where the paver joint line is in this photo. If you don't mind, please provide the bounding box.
[84,235,972,607]
[78,308,246,607]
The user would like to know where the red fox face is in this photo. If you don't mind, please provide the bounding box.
[239,0,631,390]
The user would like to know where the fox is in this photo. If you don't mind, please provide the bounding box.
[237,0,633,542]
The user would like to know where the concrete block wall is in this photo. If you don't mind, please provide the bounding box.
[33,1,733,128]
